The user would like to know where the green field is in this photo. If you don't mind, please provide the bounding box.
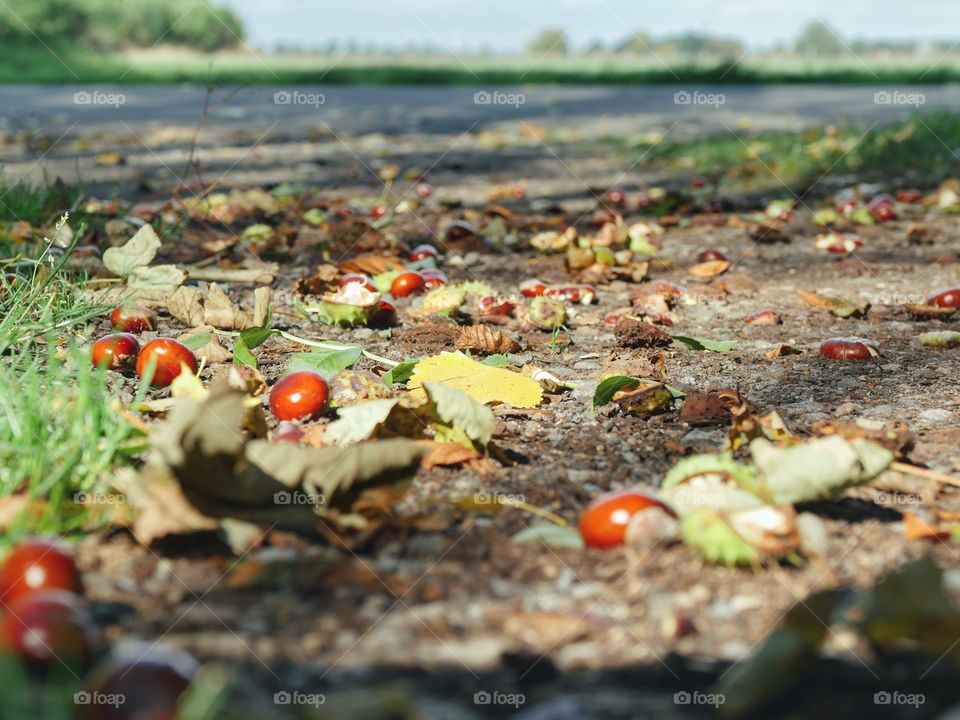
[5,45,960,85]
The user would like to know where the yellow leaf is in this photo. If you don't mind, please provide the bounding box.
[408,352,542,408]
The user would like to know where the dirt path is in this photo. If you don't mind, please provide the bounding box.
[6,94,960,718]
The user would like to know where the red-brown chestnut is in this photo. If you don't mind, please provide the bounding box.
[819,337,880,361]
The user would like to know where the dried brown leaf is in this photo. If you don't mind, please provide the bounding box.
[455,325,521,355]
[338,254,405,276]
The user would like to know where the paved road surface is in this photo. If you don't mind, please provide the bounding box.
[1,84,953,138]
[1,84,954,193]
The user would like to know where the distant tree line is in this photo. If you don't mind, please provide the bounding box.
[528,22,954,58]
[0,0,244,52]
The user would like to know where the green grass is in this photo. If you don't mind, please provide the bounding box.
[0,209,143,540]
[623,110,960,193]
[5,43,960,84]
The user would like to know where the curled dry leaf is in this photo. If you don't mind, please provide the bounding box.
[687,259,731,278]
[127,264,186,292]
[797,291,869,318]
[168,283,252,330]
[455,325,521,355]
[178,325,232,364]
[614,317,672,348]
[614,382,674,417]
[748,221,790,244]
[810,418,914,459]
[338,254,405,276]
[905,304,957,320]
[148,382,428,532]
[680,392,733,426]
[252,287,272,328]
[203,283,251,330]
[103,223,161,276]
[168,286,205,327]
[902,511,951,542]
[295,264,339,296]
[765,343,802,359]
[418,441,481,469]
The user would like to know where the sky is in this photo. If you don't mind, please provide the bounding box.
[219,0,960,52]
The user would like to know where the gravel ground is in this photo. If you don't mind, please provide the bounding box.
[13,116,960,718]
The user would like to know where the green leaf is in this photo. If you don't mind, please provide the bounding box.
[512,524,585,549]
[285,344,361,378]
[383,360,418,385]
[180,330,212,351]
[232,327,278,369]
[672,335,737,352]
[593,376,642,409]
[240,327,277,349]
[481,354,512,367]
[423,381,495,446]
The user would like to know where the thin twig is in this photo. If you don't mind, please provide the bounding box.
[278,330,400,367]
[891,461,960,488]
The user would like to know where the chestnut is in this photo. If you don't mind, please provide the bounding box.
[544,285,596,304]
[0,538,83,606]
[339,273,378,293]
[477,296,515,316]
[370,204,387,219]
[819,337,880,361]
[605,188,627,205]
[372,300,397,326]
[1,590,98,673]
[869,194,896,222]
[927,288,960,309]
[390,271,425,298]
[409,244,439,262]
[91,333,139,372]
[579,489,675,549]
[519,279,547,298]
[136,338,198,388]
[696,247,728,263]
[78,642,198,720]
[444,221,477,242]
[814,231,863,254]
[269,371,329,421]
[419,268,448,289]
[110,304,156,333]
[896,188,923,204]
[745,309,781,325]
[271,421,305,444]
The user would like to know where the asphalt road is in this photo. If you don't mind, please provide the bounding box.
[2,84,955,138]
